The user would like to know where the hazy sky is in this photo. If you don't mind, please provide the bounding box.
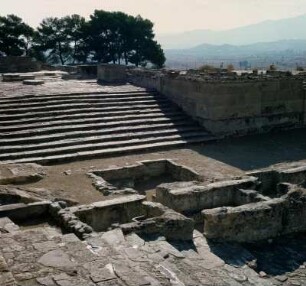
[2,0,306,34]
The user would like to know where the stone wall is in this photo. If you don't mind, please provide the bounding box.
[128,69,306,136]
[202,198,285,242]
[97,64,127,84]
[202,186,306,242]
[155,177,259,215]
[72,195,146,232]
[247,164,306,196]
[0,56,41,73]
[77,65,97,78]
[88,159,201,196]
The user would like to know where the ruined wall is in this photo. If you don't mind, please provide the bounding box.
[97,64,127,84]
[0,56,41,73]
[128,69,306,136]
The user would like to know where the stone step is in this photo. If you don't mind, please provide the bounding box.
[0,90,154,103]
[1,136,215,164]
[0,126,205,152]
[0,116,190,138]
[0,89,214,165]
[0,94,164,109]
[0,131,211,161]
[0,98,170,114]
[0,102,172,120]
[0,121,195,145]
[0,106,177,126]
[0,111,184,132]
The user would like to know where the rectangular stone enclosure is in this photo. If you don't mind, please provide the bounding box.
[88,159,201,197]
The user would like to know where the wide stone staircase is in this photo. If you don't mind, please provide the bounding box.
[0,90,215,164]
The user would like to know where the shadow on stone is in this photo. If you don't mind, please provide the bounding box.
[244,233,306,276]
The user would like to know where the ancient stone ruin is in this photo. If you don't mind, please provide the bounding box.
[88,159,201,196]
[1,66,306,285]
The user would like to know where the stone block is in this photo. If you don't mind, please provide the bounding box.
[72,195,146,232]
[282,188,306,234]
[156,177,258,214]
[0,201,51,222]
[97,64,127,84]
[23,79,44,85]
[202,198,285,242]
[120,201,194,241]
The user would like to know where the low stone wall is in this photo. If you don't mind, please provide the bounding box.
[77,65,97,78]
[120,201,194,241]
[247,164,306,195]
[0,56,41,73]
[155,177,259,214]
[0,201,50,222]
[202,198,285,242]
[202,186,306,242]
[128,69,306,136]
[97,64,127,84]
[72,195,146,232]
[53,195,194,240]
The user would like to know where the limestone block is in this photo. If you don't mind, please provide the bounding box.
[121,201,194,241]
[202,198,285,242]
[2,73,21,82]
[3,74,35,82]
[282,188,306,234]
[97,64,127,84]
[23,79,44,85]
[72,195,146,232]
[0,163,45,185]
[0,201,51,222]
[156,177,258,213]
[0,217,19,233]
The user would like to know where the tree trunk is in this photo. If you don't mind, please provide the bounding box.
[58,42,64,65]
[124,52,128,65]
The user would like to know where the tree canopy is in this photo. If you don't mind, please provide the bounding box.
[0,11,165,68]
[0,15,34,56]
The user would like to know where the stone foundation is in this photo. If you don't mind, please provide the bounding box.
[88,159,201,196]
[202,185,306,242]
[155,177,260,214]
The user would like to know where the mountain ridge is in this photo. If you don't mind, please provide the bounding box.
[165,39,306,69]
[157,14,306,49]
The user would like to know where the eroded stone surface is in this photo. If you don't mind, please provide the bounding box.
[38,249,77,270]
[0,185,77,205]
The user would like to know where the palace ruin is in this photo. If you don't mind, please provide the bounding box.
[1,64,306,285]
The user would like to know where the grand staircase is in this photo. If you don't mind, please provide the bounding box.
[0,90,215,164]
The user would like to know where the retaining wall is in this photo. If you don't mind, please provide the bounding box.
[128,69,306,136]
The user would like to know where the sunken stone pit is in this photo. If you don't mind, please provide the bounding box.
[88,159,201,198]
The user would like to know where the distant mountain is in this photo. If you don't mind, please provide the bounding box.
[165,39,306,69]
[157,14,306,49]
